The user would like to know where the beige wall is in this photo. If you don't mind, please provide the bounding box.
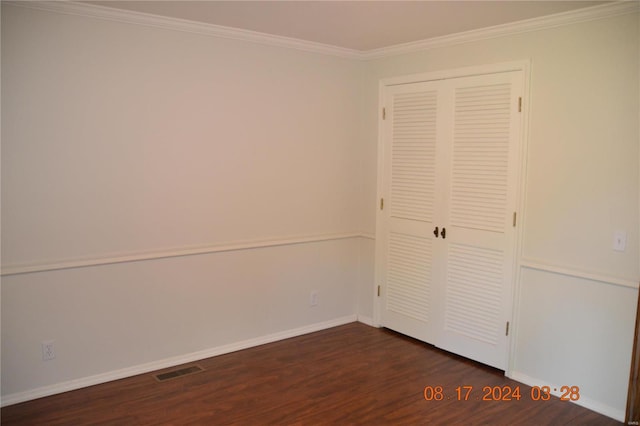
[1,4,366,401]
[362,11,639,420]
[2,6,365,265]
[2,2,639,421]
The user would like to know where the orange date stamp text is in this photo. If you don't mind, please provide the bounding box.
[423,385,580,402]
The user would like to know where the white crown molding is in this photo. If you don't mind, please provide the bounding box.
[4,0,361,59]
[3,1,639,60]
[361,1,640,60]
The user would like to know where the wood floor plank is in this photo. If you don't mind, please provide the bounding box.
[1,323,621,425]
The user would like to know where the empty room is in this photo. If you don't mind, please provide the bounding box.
[1,1,639,424]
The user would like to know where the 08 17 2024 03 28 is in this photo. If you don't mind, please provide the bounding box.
[422,385,580,402]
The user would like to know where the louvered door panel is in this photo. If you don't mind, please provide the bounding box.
[387,232,431,323]
[380,82,440,344]
[390,91,437,222]
[450,83,511,233]
[444,243,503,345]
[439,71,521,370]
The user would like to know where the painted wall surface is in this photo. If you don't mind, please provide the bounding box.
[3,2,640,421]
[1,4,365,400]
[356,238,375,323]
[2,239,360,397]
[2,5,365,266]
[363,12,639,420]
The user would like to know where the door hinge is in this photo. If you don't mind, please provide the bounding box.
[377,285,381,297]
[382,107,386,120]
[505,321,510,336]
[512,212,517,227]
[380,198,384,210]
[518,97,522,113]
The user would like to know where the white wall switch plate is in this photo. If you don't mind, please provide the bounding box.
[613,231,627,252]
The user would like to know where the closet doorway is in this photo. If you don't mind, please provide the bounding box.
[375,63,527,370]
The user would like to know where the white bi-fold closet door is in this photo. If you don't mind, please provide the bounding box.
[377,68,524,370]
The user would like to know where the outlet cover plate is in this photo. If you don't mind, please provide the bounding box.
[613,231,627,252]
[42,340,55,361]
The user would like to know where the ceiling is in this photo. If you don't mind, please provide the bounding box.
[86,1,608,51]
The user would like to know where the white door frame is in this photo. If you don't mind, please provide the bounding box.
[373,60,531,377]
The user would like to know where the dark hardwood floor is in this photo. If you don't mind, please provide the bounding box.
[2,322,620,425]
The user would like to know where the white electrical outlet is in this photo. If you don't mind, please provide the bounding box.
[42,340,55,361]
[613,231,627,252]
[310,291,319,307]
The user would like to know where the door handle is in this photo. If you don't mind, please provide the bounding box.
[440,227,446,239]
[433,226,439,238]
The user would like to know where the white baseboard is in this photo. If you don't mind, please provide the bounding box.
[507,371,624,422]
[1,314,357,407]
[357,315,376,327]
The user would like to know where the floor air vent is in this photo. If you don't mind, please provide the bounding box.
[154,365,204,382]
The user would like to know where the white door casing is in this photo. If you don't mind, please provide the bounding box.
[376,64,525,370]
